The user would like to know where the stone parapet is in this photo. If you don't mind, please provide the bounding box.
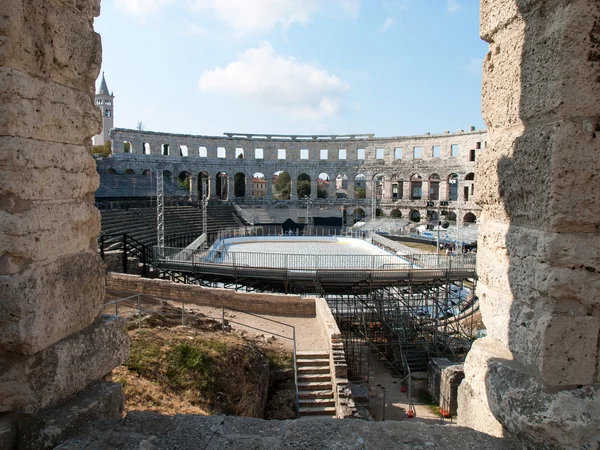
[0,316,130,413]
[106,273,316,317]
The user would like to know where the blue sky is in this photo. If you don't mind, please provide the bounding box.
[95,0,486,137]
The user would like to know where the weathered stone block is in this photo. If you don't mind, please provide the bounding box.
[0,252,105,355]
[0,0,101,92]
[427,357,453,405]
[0,68,101,144]
[0,315,129,413]
[482,1,600,127]
[15,381,124,450]
[537,315,600,387]
[0,137,100,200]
[440,364,464,416]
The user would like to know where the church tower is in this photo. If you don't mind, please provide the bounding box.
[92,72,114,146]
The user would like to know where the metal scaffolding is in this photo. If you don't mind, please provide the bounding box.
[156,168,164,256]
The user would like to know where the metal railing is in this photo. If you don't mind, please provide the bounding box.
[103,294,300,418]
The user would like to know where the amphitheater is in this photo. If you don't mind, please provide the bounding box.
[1,1,599,449]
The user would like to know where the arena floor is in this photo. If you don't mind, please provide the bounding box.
[211,237,409,270]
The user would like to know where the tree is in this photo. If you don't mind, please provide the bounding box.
[234,173,245,197]
[90,140,112,157]
[355,188,366,199]
[136,121,145,131]
[123,141,131,153]
[297,180,311,198]
[274,172,291,200]
[317,185,328,199]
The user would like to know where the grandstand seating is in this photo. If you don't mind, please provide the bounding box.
[96,172,188,198]
[100,203,244,247]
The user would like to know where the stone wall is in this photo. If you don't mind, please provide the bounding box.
[314,298,359,419]
[0,0,130,447]
[107,273,316,317]
[458,1,600,447]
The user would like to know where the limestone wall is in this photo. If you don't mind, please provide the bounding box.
[458,1,600,447]
[107,273,316,317]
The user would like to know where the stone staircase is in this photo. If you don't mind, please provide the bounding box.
[296,351,336,417]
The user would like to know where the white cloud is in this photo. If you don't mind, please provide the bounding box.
[190,0,319,36]
[379,16,396,32]
[184,22,208,36]
[467,58,483,74]
[447,0,463,13]
[336,0,361,16]
[198,42,350,120]
[116,0,173,17]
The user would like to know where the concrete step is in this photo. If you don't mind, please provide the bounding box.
[297,351,329,359]
[297,358,329,367]
[299,406,337,416]
[297,373,331,382]
[299,398,335,407]
[297,366,331,375]
[298,390,332,399]
[297,381,333,391]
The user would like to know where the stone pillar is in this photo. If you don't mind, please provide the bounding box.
[439,181,448,201]
[311,177,318,199]
[210,174,218,198]
[290,173,297,201]
[383,180,392,200]
[243,173,249,200]
[346,177,355,199]
[458,2,600,448]
[402,180,411,200]
[421,180,429,200]
[189,173,197,200]
[266,176,273,200]
[225,174,232,201]
[0,0,129,445]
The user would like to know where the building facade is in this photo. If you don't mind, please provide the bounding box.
[92,73,114,146]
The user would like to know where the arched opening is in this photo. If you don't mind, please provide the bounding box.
[273,171,291,200]
[446,211,457,221]
[234,172,246,198]
[429,173,440,200]
[410,174,423,200]
[297,173,311,198]
[372,174,384,200]
[410,209,421,222]
[142,169,152,177]
[123,141,132,153]
[354,174,366,199]
[178,171,191,191]
[448,173,459,201]
[391,173,403,200]
[465,172,475,181]
[390,209,402,218]
[216,172,229,200]
[463,212,477,223]
[107,168,117,174]
[354,208,366,222]
[198,172,210,199]
[335,173,348,199]
[464,172,475,201]
[124,168,135,175]
[252,172,266,198]
[317,173,330,199]
[376,208,384,217]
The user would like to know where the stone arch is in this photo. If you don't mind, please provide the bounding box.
[410,174,423,200]
[463,212,477,223]
[446,211,457,221]
[123,141,132,154]
[142,169,152,176]
[317,173,330,199]
[107,167,117,174]
[216,171,229,200]
[178,171,191,192]
[354,207,366,221]
[429,173,440,200]
[354,173,367,199]
[273,170,291,200]
[234,172,246,198]
[465,172,475,181]
[372,173,384,200]
[390,173,403,200]
[124,168,135,175]
[198,171,210,199]
[448,173,459,201]
[297,173,311,198]
[390,208,402,218]
[334,173,349,199]
[252,172,266,198]
[410,209,421,222]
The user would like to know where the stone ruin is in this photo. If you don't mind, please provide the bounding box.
[0,0,598,448]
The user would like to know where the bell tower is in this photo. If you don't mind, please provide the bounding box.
[92,72,114,146]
